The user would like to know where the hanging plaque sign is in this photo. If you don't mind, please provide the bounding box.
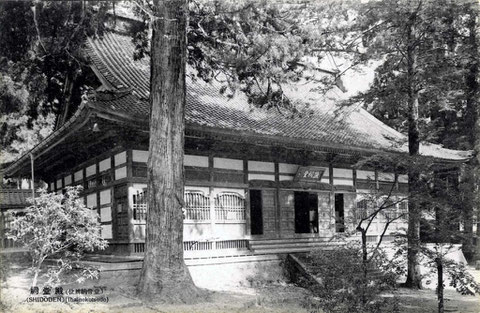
[294,166,326,182]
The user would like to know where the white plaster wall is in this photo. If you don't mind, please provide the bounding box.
[132,150,148,163]
[378,172,395,182]
[114,151,127,165]
[74,169,83,182]
[64,175,72,186]
[357,170,375,180]
[100,207,112,223]
[215,223,246,238]
[86,193,97,208]
[115,166,127,180]
[101,224,113,239]
[86,164,96,177]
[185,154,208,167]
[183,223,214,240]
[279,163,299,174]
[99,158,111,172]
[213,157,243,170]
[100,189,111,205]
[248,160,274,172]
[333,168,353,178]
[248,173,275,181]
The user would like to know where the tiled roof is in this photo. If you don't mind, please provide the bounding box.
[0,189,33,209]
[86,32,472,161]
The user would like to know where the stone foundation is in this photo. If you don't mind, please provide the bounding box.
[91,254,284,291]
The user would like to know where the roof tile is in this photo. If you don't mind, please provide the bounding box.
[86,32,471,161]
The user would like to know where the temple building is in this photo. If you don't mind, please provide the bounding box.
[3,31,471,261]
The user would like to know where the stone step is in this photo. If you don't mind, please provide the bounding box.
[253,246,338,255]
[248,238,342,254]
[250,237,333,244]
[250,241,337,250]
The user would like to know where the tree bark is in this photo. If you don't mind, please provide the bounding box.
[136,0,202,303]
[463,8,480,262]
[404,12,423,289]
[32,266,40,288]
[361,229,368,305]
[436,257,444,313]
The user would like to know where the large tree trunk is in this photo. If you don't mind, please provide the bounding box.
[404,13,423,289]
[436,257,444,313]
[463,8,480,262]
[361,229,368,305]
[136,0,202,303]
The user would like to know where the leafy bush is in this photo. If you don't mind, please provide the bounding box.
[7,186,108,286]
[303,243,400,313]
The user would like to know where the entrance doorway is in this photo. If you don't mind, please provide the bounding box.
[250,190,263,235]
[335,193,345,232]
[294,191,318,234]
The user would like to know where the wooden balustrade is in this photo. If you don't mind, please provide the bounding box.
[133,239,249,254]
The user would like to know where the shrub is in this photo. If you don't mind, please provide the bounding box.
[7,186,108,287]
[303,243,400,313]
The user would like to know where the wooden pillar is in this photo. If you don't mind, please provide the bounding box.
[275,162,281,238]
[244,159,250,236]
[329,163,335,232]
[127,149,133,178]
[353,168,357,190]
[208,154,216,249]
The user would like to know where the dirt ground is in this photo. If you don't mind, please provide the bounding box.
[1,266,479,313]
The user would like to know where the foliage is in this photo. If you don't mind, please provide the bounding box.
[352,150,480,312]
[0,0,362,162]
[420,207,480,312]
[130,0,358,112]
[0,0,109,163]
[303,243,400,313]
[419,245,480,294]
[343,0,479,151]
[446,262,480,295]
[387,163,480,313]
[7,186,108,286]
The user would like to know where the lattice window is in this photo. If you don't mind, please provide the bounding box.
[87,178,97,189]
[214,192,246,221]
[398,200,408,219]
[184,191,210,220]
[379,197,398,220]
[132,190,147,221]
[99,172,112,186]
[116,196,129,240]
[356,198,370,220]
